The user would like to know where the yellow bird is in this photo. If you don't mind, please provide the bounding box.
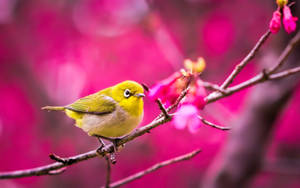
[42,80,145,151]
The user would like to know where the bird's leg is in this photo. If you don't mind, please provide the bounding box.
[98,137,105,148]
[95,136,123,164]
[112,137,124,150]
[108,138,122,165]
[96,137,106,154]
[96,137,117,164]
[96,136,123,152]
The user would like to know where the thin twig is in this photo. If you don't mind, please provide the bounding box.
[220,30,271,89]
[206,66,300,103]
[105,156,111,188]
[106,149,201,188]
[198,116,231,131]
[269,66,300,80]
[48,168,66,175]
[206,30,300,103]
[155,87,189,120]
[268,31,300,74]
[166,87,189,112]
[0,150,98,179]
[49,153,68,164]
[156,99,170,118]
[202,81,227,94]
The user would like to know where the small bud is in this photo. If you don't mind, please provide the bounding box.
[269,10,282,34]
[184,57,206,74]
[283,5,298,34]
[276,0,288,8]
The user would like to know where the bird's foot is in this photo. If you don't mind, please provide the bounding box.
[111,138,122,152]
[96,137,106,154]
[96,136,122,164]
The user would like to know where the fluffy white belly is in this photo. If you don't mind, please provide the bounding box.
[81,106,143,138]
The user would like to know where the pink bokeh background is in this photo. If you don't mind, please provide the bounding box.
[0,0,299,187]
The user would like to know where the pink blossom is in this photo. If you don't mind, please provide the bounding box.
[173,104,202,133]
[148,72,183,106]
[269,10,282,34]
[283,5,298,34]
[184,80,206,110]
[172,80,206,133]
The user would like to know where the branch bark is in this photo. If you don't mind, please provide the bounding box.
[106,149,201,188]
[0,91,188,179]
[203,69,300,188]
[198,116,231,131]
[203,20,300,188]
[206,30,300,103]
[105,156,112,188]
[220,30,271,89]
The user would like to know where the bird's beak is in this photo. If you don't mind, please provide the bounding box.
[135,93,145,98]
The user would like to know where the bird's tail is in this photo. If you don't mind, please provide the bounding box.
[42,106,65,111]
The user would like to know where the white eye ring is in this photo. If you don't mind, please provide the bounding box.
[124,89,131,98]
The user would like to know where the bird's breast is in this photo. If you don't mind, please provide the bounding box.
[81,105,143,138]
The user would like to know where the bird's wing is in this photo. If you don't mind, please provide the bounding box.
[65,93,116,115]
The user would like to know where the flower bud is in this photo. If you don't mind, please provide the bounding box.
[184,57,206,74]
[269,10,282,33]
[283,5,298,33]
[148,72,184,106]
[276,0,288,8]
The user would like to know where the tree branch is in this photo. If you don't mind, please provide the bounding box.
[206,30,300,103]
[105,156,111,188]
[269,64,300,80]
[155,87,189,120]
[198,116,231,131]
[155,99,170,119]
[105,149,201,188]
[268,31,300,74]
[0,91,183,179]
[202,81,227,94]
[220,30,271,89]
[0,149,97,179]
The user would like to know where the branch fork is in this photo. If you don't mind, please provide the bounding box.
[49,153,75,165]
[156,99,171,119]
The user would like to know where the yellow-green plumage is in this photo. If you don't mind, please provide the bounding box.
[42,80,144,138]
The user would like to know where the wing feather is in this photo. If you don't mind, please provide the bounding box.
[65,92,116,115]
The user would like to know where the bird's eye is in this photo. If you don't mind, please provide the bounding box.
[124,89,131,98]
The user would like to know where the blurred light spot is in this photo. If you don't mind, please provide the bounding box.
[45,62,86,103]
[0,0,17,24]
[73,0,149,37]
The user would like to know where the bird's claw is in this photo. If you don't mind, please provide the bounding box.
[110,153,117,164]
[96,145,105,155]
[95,136,124,164]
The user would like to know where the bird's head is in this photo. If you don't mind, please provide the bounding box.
[111,80,144,116]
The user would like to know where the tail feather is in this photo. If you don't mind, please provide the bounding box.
[42,106,65,111]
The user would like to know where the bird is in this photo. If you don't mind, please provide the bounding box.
[42,80,145,155]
